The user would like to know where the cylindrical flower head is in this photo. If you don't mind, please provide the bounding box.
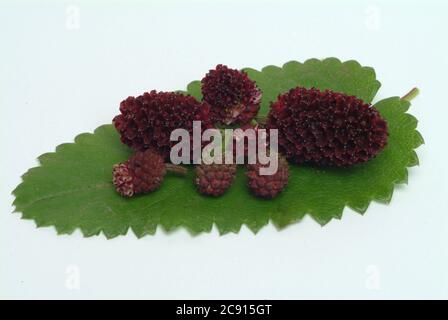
[267,87,389,166]
[113,91,212,160]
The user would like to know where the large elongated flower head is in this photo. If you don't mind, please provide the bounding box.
[267,87,388,166]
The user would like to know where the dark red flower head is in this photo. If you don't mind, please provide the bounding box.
[246,154,289,199]
[195,164,237,197]
[267,87,389,166]
[201,64,261,125]
[112,149,166,197]
[113,91,212,160]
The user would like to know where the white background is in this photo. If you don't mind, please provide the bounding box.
[1,0,447,299]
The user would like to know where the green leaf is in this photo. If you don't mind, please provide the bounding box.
[12,58,423,238]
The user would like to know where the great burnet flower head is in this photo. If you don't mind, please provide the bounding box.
[195,163,237,197]
[201,64,261,126]
[113,149,187,197]
[246,154,289,199]
[267,87,389,166]
[113,91,212,160]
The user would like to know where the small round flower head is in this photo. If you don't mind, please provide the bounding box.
[195,163,237,197]
[113,149,166,197]
[113,149,187,197]
[201,64,261,126]
[246,154,289,199]
[113,91,212,160]
[267,87,389,166]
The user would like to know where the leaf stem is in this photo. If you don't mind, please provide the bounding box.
[401,87,420,102]
[165,164,188,175]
